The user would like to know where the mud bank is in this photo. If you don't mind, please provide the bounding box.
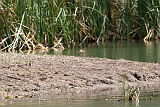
[0,53,160,100]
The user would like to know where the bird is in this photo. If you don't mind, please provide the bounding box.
[78,49,85,53]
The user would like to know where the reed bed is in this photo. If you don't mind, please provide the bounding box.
[0,0,159,51]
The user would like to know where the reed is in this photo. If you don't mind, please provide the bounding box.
[0,0,159,50]
[119,75,140,105]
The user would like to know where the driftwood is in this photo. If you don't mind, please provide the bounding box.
[144,29,154,41]
[52,37,65,50]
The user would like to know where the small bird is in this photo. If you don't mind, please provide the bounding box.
[78,49,85,53]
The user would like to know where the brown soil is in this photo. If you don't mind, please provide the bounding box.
[0,53,160,100]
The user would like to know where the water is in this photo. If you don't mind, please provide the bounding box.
[1,97,160,107]
[30,40,160,63]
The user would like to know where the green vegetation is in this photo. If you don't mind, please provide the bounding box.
[0,0,159,51]
[121,78,140,103]
[0,88,13,99]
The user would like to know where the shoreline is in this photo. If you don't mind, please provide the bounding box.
[0,53,160,100]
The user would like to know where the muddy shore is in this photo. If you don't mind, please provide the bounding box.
[0,53,160,100]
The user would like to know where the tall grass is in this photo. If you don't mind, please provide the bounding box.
[0,0,159,50]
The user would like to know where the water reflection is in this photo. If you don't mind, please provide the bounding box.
[1,98,160,107]
[1,92,160,107]
[23,40,160,63]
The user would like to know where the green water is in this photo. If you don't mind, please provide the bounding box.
[1,97,160,107]
[32,40,160,63]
